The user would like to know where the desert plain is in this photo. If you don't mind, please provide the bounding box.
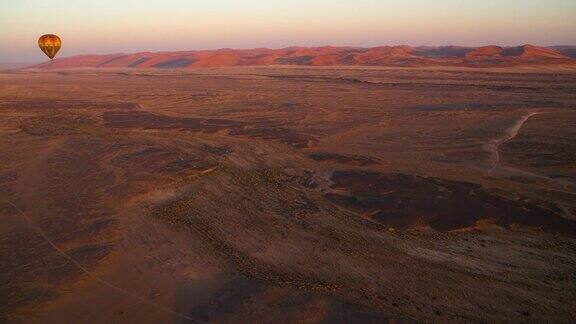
[1,65,576,323]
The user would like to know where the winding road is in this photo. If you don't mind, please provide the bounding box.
[486,112,541,176]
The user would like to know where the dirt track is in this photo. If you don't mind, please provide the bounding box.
[487,112,541,174]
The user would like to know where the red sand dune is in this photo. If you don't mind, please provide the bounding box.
[509,44,569,59]
[465,45,505,59]
[31,45,575,69]
[465,45,569,61]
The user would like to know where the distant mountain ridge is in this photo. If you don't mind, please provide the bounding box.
[30,45,576,69]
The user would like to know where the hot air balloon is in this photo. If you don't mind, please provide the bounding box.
[38,34,62,60]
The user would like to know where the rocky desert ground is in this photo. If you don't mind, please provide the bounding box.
[1,65,576,323]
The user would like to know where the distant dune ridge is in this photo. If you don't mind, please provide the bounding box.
[30,44,576,69]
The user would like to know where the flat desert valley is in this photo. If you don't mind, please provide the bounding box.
[1,65,576,323]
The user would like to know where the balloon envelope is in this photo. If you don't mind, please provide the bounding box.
[38,34,62,60]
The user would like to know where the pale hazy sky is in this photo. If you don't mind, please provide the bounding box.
[1,0,575,62]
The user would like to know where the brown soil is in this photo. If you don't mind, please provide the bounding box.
[1,66,575,323]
